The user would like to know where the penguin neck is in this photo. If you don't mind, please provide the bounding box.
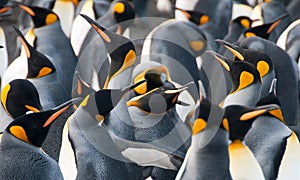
[229,139,265,179]
[223,82,261,107]
[260,71,275,98]
[2,130,44,153]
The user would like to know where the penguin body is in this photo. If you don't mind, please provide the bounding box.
[176,97,231,180]
[244,79,300,179]
[0,100,73,179]
[240,36,299,125]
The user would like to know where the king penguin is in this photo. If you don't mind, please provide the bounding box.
[176,96,231,180]
[64,80,145,180]
[0,79,42,133]
[216,39,275,98]
[207,50,261,107]
[18,4,77,101]
[2,26,56,89]
[125,84,192,179]
[245,79,300,179]
[223,103,280,180]
[0,99,74,179]
[239,36,299,125]
[78,13,137,89]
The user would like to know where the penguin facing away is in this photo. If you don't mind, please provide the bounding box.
[0,99,74,180]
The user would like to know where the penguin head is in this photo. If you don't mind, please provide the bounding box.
[207,50,261,94]
[231,16,252,29]
[243,13,288,39]
[80,14,136,89]
[222,103,280,141]
[1,79,42,119]
[127,84,189,115]
[18,4,59,28]
[6,99,74,147]
[175,7,210,26]
[112,0,135,25]
[215,39,274,80]
[192,95,223,135]
[133,65,173,95]
[13,26,56,79]
[256,78,285,122]
[79,80,146,121]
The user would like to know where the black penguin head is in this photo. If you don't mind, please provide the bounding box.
[243,13,288,39]
[207,50,261,93]
[127,84,189,115]
[13,26,56,78]
[256,78,285,122]
[215,39,273,79]
[133,65,173,95]
[231,16,252,29]
[6,99,74,147]
[80,14,136,89]
[192,96,223,136]
[222,103,280,141]
[1,79,42,119]
[112,0,135,24]
[79,80,146,121]
[175,7,210,26]
[18,4,59,28]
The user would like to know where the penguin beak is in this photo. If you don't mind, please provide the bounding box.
[0,6,11,14]
[239,104,280,121]
[80,14,111,43]
[13,26,31,58]
[25,105,40,113]
[266,13,288,34]
[18,4,35,16]
[214,39,245,61]
[206,50,231,72]
[43,98,82,127]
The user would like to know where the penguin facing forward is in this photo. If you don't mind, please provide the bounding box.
[2,26,56,89]
[0,79,42,133]
[0,99,74,179]
[245,79,300,179]
[223,103,280,180]
[207,50,261,107]
[65,80,146,180]
[176,96,231,180]
[216,39,275,98]
[239,36,299,126]
[79,14,137,89]
[125,84,192,179]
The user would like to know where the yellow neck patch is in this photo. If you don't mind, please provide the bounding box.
[192,118,207,135]
[114,2,125,14]
[189,40,204,51]
[233,71,254,93]
[134,74,147,95]
[222,118,229,132]
[269,109,284,122]
[257,60,269,78]
[46,13,58,25]
[241,19,250,28]
[80,95,90,107]
[245,32,256,38]
[36,67,52,78]
[10,125,31,144]
[199,15,209,25]
[1,84,11,113]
